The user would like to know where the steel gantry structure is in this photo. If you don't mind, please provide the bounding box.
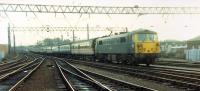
[10,26,127,41]
[0,3,200,14]
[10,27,127,31]
[3,3,200,54]
[9,26,127,43]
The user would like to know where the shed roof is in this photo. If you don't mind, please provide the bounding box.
[188,35,200,42]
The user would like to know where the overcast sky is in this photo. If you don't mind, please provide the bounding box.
[1,0,200,6]
[0,0,200,45]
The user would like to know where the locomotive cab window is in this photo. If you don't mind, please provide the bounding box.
[99,41,103,45]
[137,34,146,41]
[120,37,126,43]
[148,34,158,41]
[137,33,158,41]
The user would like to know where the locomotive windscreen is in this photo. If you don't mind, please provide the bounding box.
[137,34,158,41]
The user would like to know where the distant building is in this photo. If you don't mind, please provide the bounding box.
[0,44,8,61]
[160,40,187,53]
[160,40,187,58]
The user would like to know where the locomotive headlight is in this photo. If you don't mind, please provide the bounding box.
[143,48,146,51]
[137,43,143,48]
[156,43,160,46]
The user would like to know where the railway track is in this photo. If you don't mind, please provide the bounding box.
[154,59,200,68]
[0,55,28,70]
[80,68,156,91]
[2,56,112,91]
[151,65,200,74]
[145,65,200,79]
[9,56,107,91]
[68,59,200,91]
[0,61,32,78]
[0,55,22,64]
[9,57,71,91]
[56,58,111,91]
[57,58,156,91]
[0,56,37,77]
[0,57,43,91]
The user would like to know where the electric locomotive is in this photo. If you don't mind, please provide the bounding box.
[95,29,160,66]
[66,29,160,66]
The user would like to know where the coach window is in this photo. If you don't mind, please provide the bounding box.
[99,41,103,45]
[78,45,80,49]
[120,37,126,43]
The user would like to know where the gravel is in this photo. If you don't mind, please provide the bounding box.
[14,58,58,91]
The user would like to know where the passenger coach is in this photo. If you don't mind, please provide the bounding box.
[70,39,96,60]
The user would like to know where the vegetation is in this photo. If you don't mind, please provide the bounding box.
[36,38,70,47]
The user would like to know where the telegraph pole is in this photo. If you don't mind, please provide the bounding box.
[87,24,89,40]
[13,30,16,54]
[61,35,63,41]
[72,30,75,42]
[125,27,128,32]
[7,23,11,55]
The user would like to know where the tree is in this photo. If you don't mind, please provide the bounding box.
[36,38,71,47]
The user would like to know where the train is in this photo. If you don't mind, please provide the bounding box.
[34,29,160,66]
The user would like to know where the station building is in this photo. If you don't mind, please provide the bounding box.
[186,36,200,62]
[160,40,187,59]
